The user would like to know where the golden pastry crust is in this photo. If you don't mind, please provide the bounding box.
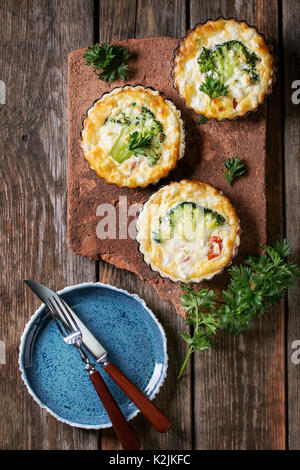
[172,18,275,120]
[136,180,241,283]
[81,86,185,188]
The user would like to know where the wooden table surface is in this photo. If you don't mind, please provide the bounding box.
[0,0,299,450]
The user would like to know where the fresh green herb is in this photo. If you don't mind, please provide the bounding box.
[198,115,208,125]
[178,240,300,379]
[107,106,165,165]
[127,131,152,156]
[178,286,219,379]
[224,156,246,185]
[197,40,259,102]
[83,43,131,82]
[128,130,161,166]
[110,129,161,166]
[199,75,228,101]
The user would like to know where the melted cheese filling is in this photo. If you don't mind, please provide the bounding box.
[82,86,185,188]
[152,205,230,279]
[173,19,274,119]
[184,44,261,112]
[136,180,240,283]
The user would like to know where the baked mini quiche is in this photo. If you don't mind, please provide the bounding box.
[172,18,275,120]
[136,180,240,283]
[81,85,185,188]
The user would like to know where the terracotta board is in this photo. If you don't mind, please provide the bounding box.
[68,37,266,317]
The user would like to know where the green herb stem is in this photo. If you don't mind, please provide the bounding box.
[177,345,195,380]
[177,240,300,379]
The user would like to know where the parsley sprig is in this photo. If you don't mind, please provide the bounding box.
[127,131,152,156]
[127,131,160,165]
[178,240,300,379]
[224,156,246,185]
[198,115,208,125]
[178,287,219,379]
[83,43,131,82]
[199,75,228,101]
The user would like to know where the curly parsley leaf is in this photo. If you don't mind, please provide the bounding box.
[223,156,246,185]
[83,43,131,82]
[198,115,208,125]
[127,131,152,156]
[127,131,160,166]
[178,286,219,379]
[178,240,300,379]
[199,75,228,101]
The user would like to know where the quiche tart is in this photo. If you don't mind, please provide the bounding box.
[172,18,275,120]
[136,180,240,283]
[81,85,185,188]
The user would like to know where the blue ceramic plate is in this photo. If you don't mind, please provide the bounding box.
[19,282,168,429]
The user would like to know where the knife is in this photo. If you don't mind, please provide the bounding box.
[25,280,171,433]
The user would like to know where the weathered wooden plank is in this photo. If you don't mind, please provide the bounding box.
[0,0,97,449]
[189,0,285,449]
[283,0,300,450]
[98,0,191,451]
[135,0,186,38]
[99,0,137,42]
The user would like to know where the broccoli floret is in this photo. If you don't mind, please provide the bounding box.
[204,208,225,228]
[197,40,260,90]
[105,112,132,126]
[152,202,225,244]
[197,47,215,73]
[219,40,259,81]
[141,106,156,121]
[107,105,165,164]
[146,148,161,166]
[140,107,165,142]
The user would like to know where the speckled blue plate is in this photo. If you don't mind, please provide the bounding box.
[19,282,168,429]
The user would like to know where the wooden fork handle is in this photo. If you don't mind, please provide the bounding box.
[89,370,139,450]
[104,362,171,433]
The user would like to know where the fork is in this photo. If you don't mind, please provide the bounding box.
[45,295,140,450]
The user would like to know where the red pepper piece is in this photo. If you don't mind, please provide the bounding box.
[207,236,223,260]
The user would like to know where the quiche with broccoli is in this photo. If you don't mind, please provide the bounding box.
[172,18,275,120]
[136,180,240,283]
[81,86,185,187]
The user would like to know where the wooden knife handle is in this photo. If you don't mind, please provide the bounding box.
[89,370,139,450]
[104,362,171,433]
